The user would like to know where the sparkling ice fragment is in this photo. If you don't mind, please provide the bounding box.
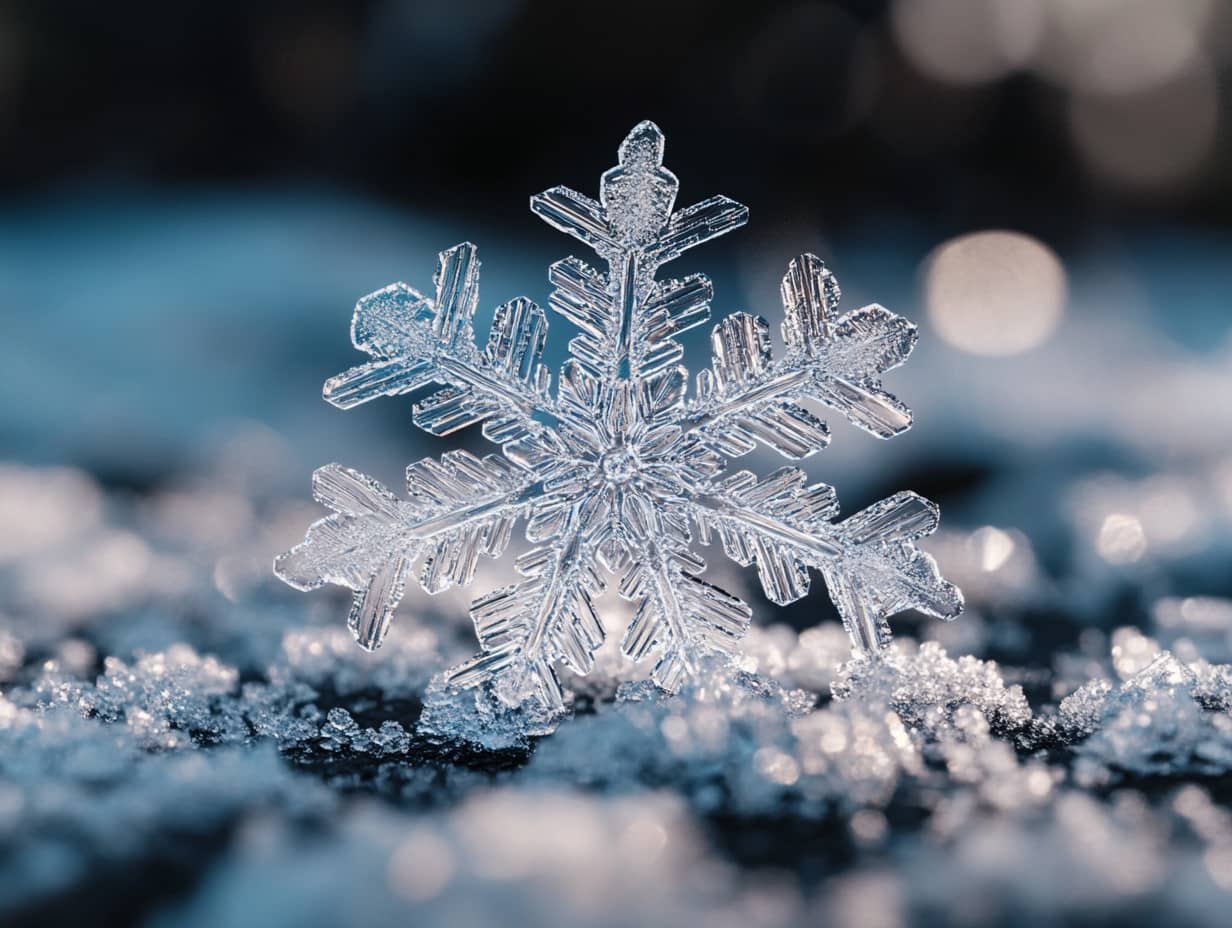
[277,121,962,709]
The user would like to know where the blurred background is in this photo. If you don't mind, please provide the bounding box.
[2,2,1232,925]
[3,0,1231,625]
[2,0,1229,491]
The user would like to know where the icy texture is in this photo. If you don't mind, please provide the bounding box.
[418,672,568,753]
[318,708,410,756]
[524,643,1043,817]
[4,477,1232,928]
[526,659,915,813]
[834,641,1032,737]
[1057,629,1232,782]
[0,645,336,915]
[277,121,961,708]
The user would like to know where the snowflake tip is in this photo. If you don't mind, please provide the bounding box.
[617,120,666,167]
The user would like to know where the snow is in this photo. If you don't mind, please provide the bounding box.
[2,462,1232,922]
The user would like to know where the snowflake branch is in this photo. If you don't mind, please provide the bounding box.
[532,122,747,380]
[279,121,963,701]
[446,531,605,709]
[690,472,961,655]
[275,454,539,650]
[682,255,917,459]
[321,244,595,443]
[620,541,752,692]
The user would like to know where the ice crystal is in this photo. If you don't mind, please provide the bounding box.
[834,641,1031,737]
[277,121,962,709]
[1058,630,1232,781]
[318,708,410,756]
[417,675,565,752]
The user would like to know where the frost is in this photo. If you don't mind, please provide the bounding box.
[1058,629,1232,781]
[833,641,1032,737]
[277,121,961,710]
[417,673,566,753]
[0,652,335,915]
[522,640,1050,817]
[318,708,410,756]
[24,643,246,750]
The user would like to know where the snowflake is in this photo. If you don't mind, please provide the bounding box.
[276,121,962,709]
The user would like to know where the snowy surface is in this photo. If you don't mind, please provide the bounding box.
[2,452,1232,925]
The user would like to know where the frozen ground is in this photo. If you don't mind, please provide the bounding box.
[2,446,1232,928]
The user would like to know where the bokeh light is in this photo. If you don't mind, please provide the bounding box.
[1033,0,1216,93]
[925,231,1067,356]
[388,828,455,902]
[1096,512,1147,564]
[890,0,1043,85]
[1068,59,1219,191]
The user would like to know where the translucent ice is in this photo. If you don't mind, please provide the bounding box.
[318,708,410,756]
[1058,629,1232,781]
[833,641,1032,737]
[277,121,961,708]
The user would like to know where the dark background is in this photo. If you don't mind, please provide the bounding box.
[0,0,1229,533]
[4,0,1229,236]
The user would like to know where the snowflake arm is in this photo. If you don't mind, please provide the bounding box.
[684,253,917,460]
[532,121,747,380]
[690,469,962,653]
[322,243,568,447]
[445,533,606,709]
[274,451,535,650]
[619,541,752,692]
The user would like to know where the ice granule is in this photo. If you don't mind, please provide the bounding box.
[0,677,333,915]
[240,679,321,748]
[832,641,1032,737]
[22,643,245,750]
[526,660,914,814]
[318,707,410,756]
[1056,630,1232,781]
[416,673,567,753]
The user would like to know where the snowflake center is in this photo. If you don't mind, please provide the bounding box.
[599,447,640,484]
